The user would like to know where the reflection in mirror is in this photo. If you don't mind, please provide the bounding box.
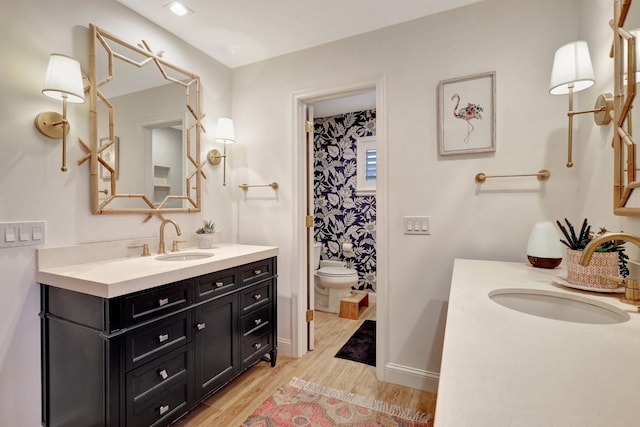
[82,24,205,219]
[148,122,184,208]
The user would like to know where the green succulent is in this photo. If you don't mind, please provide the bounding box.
[556,217,629,277]
[196,219,216,234]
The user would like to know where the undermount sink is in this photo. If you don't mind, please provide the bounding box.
[489,288,630,324]
[155,252,214,262]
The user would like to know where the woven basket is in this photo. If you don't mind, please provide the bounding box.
[566,249,618,290]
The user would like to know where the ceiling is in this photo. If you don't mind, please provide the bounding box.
[116,0,483,68]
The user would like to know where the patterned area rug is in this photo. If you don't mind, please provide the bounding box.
[334,319,376,366]
[240,377,433,426]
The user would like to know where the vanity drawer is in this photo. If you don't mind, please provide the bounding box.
[127,377,189,427]
[239,258,274,286]
[126,312,191,370]
[241,305,271,335]
[240,281,272,314]
[124,280,191,326]
[127,347,189,404]
[241,326,271,366]
[196,268,237,302]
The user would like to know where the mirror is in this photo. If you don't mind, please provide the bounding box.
[613,0,639,215]
[81,24,205,220]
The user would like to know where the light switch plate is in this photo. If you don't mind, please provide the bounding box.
[0,221,46,248]
[403,216,430,235]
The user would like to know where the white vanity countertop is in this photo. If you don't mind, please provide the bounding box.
[37,243,279,298]
[435,259,640,427]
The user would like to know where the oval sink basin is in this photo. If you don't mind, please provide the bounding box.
[156,252,214,262]
[489,288,629,324]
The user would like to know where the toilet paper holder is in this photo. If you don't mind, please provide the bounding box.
[342,242,354,257]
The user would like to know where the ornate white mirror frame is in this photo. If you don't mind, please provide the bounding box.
[79,24,206,222]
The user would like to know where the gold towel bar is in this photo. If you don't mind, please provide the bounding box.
[475,169,551,183]
[239,182,279,191]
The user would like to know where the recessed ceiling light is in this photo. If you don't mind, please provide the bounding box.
[166,1,192,16]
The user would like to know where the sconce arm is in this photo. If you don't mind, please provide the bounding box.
[568,106,607,117]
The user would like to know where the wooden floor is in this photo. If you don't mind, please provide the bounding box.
[176,303,437,426]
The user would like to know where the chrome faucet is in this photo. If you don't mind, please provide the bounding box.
[158,219,181,254]
[580,232,640,307]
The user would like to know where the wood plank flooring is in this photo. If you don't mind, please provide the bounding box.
[176,303,438,426]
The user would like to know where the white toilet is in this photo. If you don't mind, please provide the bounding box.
[313,242,358,313]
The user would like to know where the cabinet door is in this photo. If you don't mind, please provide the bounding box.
[193,293,238,399]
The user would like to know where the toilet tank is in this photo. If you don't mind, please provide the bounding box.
[313,242,322,269]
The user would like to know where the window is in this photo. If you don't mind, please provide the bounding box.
[356,136,376,195]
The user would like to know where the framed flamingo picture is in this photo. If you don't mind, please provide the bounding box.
[438,71,495,155]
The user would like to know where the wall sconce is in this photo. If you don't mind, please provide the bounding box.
[34,54,85,172]
[207,117,235,186]
[549,41,613,168]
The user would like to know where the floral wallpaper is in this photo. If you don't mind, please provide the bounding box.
[313,109,377,292]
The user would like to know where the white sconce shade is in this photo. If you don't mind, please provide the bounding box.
[623,29,640,83]
[215,117,235,144]
[35,53,86,172]
[42,54,85,103]
[527,220,563,269]
[547,40,611,169]
[549,41,595,95]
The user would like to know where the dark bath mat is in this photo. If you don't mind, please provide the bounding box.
[335,319,376,366]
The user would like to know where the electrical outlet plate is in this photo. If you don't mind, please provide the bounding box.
[403,216,430,235]
[0,221,46,248]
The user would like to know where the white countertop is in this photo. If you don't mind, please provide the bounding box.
[435,259,640,427]
[37,243,278,298]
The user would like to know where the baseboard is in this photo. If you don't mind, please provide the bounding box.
[277,337,293,358]
[384,363,439,394]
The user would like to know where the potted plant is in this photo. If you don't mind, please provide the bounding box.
[195,219,217,249]
[556,218,629,290]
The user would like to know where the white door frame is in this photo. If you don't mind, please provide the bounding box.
[291,76,388,380]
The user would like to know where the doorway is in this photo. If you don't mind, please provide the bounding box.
[292,77,387,380]
[309,92,376,347]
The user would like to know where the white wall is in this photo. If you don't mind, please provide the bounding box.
[231,0,590,391]
[0,1,232,425]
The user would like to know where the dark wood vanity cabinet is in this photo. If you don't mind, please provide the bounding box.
[40,257,277,427]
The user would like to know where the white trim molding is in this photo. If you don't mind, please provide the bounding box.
[384,363,440,394]
[277,337,293,357]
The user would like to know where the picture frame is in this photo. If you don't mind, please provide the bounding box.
[438,71,495,156]
[99,136,119,180]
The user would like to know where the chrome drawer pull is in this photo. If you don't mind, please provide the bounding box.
[215,281,224,288]
[254,269,262,275]
[158,297,169,307]
[158,369,168,380]
[159,404,170,416]
[254,318,262,326]
[253,342,262,350]
[197,322,206,331]
[254,294,262,300]
[158,334,169,343]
